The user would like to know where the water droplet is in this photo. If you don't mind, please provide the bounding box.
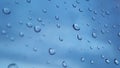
[1,30,7,35]
[10,37,15,41]
[101,55,105,59]
[114,59,119,65]
[55,16,59,20]
[90,60,94,64]
[92,32,97,38]
[101,29,105,34]
[59,36,63,42]
[26,0,31,3]
[72,4,77,8]
[62,61,67,68]
[28,16,32,20]
[56,4,59,8]
[105,11,110,15]
[108,40,112,45]
[76,0,80,4]
[34,26,41,33]
[42,9,47,13]
[117,32,120,37]
[37,18,42,22]
[88,8,92,12]
[79,8,83,12]
[92,16,95,21]
[81,57,85,62]
[56,23,60,28]
[93,10,97,15]
[6,23,12,28]
[77,34,82,40]
[8,63,18,68]
[48,48,56,55]
[105,59,110,64]
[26,22,33,28]
[2,8,11,15]
[118,47,120,51]
[19,32,24,37]
[72,24,80,31]
[33,48,37,52]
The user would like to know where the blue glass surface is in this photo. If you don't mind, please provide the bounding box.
[0,0,120,68]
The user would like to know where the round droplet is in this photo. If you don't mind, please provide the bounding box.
[72,4,77,8]
[8,63,18,68]
[26,0,31,3]
[105,59,110,64]
[90,60,94,64]
[81,57,85,62]
[2,8,11,15]
[33,48,37,52]
[42,9,47,13]
[19,32,24,37]
[62,61,67,68]
[34,26,41,33]
[26,22,33,28]
[49,48,56,55]
[72,24,80,31]
[92,32,97,38]
[79,8,83,12]
[6,23,12,28]
[105,11,110,15]
[117,32,120,37]
[114,59,119,65]
[10,37,15,41]
[56,23,60,28]
[55,16,59,20]
[37,18,42,22]
[1,30,7,35]
[77,34,82,40]
[101,55,105,59]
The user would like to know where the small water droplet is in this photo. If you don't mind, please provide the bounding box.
[34,26,41,33]
[8,63,18,68]
[26,22,33,28]
[101,54,105,59]
[79,8,83,12]
[49,48,56,55]
[105,11,110,15]
[62,61,67,68]
[19,32,24,37]
[114,59,119,65]
[77,34,82,40]
[72,24,80,31]
[59,36,63,42]
[81,57,85,62]
[92,32,97,38]
[42,9,47,13]
[2,8,11,15]
[55,16,59,20]
[108,40,112,45]
[76,0,80,4]
[1,30,7,35]
[72,4,77,8]
[101,29,105,34]
[10,37,15,41]
[26,0,31,3]
[90,60,94,64]
[56,4,59,8]
[56,23,60,28]
[105,59,110,64]
[37,18,42,22]
[33,48,37,52]
[6,23,12,28]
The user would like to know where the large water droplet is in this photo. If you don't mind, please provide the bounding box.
[48,48,56,55]
[62,61,67,68]
[8,63,18,68]
[2,8,11,15]
[114,59,119,65]
[72,24,80,31]
[34,26,41,33]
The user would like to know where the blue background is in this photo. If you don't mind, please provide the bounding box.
[0,0,120,68]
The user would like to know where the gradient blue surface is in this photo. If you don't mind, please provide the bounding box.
[0,0,120,68]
